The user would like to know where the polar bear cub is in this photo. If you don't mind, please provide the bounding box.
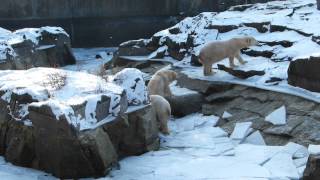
[150,95,171,135]
[148,70,177,98]
[199,36,258,76]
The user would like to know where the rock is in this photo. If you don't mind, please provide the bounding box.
[0,68,160,178]
[112,68,149,106]
[103,105,159,157]
[78,128,118,177]
[167,92,206,117]
[217,64,265,79]
[288,56,320,92]
[265,106,287,125]
[260,40,293,48]
[243,22,270,33]
[303,155,320,180]
[190,53,202,67]
[118,39,151,56]
[263,115,304,137]
[0,27,76,70]
[242,48,274,58]
[205,24,238,33]
[4,120,35,167]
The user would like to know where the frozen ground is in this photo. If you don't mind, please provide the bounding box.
[1,0,320,179]
[104,113,308,180]
[63,48,116,75]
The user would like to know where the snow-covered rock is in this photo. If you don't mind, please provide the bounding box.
[265,106,286,125]
[308,144,320,155]
[0,26,75,70]
[0,67,160,178]
[111,68,149,105]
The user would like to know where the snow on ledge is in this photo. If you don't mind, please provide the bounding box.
[0,67,134,130]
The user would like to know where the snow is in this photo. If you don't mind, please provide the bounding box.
[106,113,306,179]
[308,144,320,155]
[263,153,300,179]
[0,157,53,180]
[63,47,116,75]
[265,106,287,125]
[0,67,125,130]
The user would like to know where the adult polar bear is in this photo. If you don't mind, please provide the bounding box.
[148,70,177,98]
[148,70,177,135]
[150,95,171,134]
[199,36,258,76]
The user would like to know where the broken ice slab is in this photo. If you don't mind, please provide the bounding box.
[243,130,266,146]
[222,111,233,119]
[265,105,286,125]
[308,144,320,155]
[230,122,253,142]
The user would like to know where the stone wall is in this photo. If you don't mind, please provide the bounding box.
[0,0,272,47]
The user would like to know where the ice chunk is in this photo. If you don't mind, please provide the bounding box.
[263,153,300,179]
[230,122,252,142]
[243,131,266,145]
[265,106,286,125]
[222,111,233,119]
[308,144,320,155]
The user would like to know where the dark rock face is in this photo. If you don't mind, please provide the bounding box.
[167,93,206,117]
[303,155,320,180]
[288,56,320,92]
[103,105,159,158]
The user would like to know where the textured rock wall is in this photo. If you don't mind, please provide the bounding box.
[0,0,272,47]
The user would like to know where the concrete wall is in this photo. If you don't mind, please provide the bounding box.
[0,0,272,47]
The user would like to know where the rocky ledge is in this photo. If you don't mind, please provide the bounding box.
[0,67,159,178]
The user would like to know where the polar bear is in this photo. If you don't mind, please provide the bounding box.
[150,95,171,135]
[199,36,258,76]
[148,70,177,98]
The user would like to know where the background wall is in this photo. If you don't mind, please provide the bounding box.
[0,0,271,47]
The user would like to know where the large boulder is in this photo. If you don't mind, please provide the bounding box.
[288,56,320,92]
[0,26,76,70]
[0,68,159,178]
[103,105,159,158]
